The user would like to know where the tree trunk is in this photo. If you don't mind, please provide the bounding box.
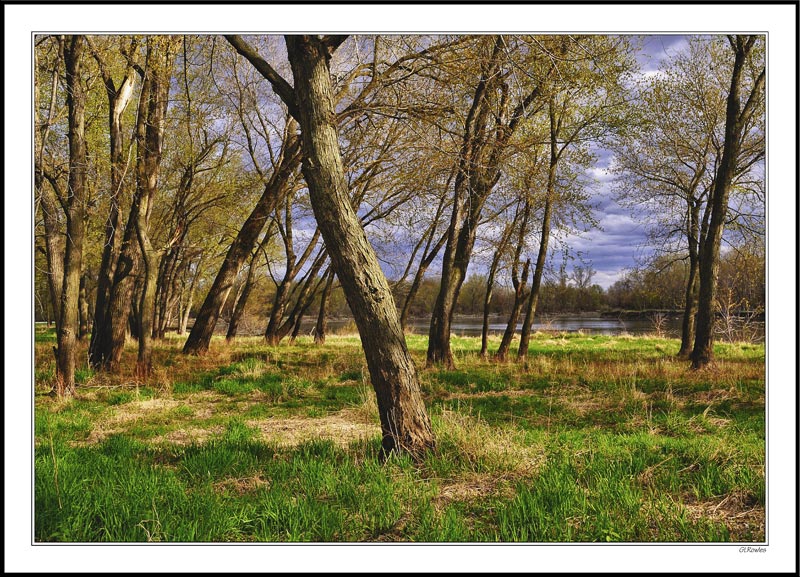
[105,210,141,371]
[55,35,87,397]
[131,37,178,378]
[284,34,434,457]
[518,99,560,362]
[691,36,763,369]
[677,200,702,358]
[264,276,292,345]
[495,195,532,361]
[183,128,300,355]
[78,272,90,340]
[480,224,514,358]
[495,260,530,361]
[88,39,137,368]
[314,268,335,344]
[226,255,258,342]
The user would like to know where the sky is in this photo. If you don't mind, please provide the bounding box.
[556,34,692,289]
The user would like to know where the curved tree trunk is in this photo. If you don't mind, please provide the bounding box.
[495,195,532,361]
[495,260,530,361]
[283,34,434,457]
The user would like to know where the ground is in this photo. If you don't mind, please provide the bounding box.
[34,327,765,542]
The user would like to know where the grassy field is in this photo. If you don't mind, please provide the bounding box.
[33,326,765,542]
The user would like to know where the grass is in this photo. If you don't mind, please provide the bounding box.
[33,325,765,542]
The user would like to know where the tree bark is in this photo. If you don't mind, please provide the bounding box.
[55,35,87,397]
[282,34,434,457]
[105,208,141,371]
[78,272,90,340]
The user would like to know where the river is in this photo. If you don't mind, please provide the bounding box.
[310,313,765,341]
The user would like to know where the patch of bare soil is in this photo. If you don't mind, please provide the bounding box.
[79,398,185,445]
[79,393,222,445]
[213,473,270,495]
[432,473,517,511]
[246,409,381,448]
[682,491,765,541]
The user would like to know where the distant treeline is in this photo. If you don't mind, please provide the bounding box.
[35,244,764,328]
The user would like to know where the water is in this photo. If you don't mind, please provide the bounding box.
[309,314,678,337]
[406,314,681,337]
[232,314,764,341]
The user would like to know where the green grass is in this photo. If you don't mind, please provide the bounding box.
[33,330,765,542]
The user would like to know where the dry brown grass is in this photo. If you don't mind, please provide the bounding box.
[245,409,381,449]
[681,491,765,541]
[212,473,271,495]
[434,408,546,477]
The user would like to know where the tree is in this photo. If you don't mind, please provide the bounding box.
[612,36,764,359]
[691,35,764,369]
[55,35,88,396]
[226,232,270,342]
[226,34,434,457]
[86,36,139,368]
[182,119,301,354]
[495,194,532,361]
[427,35,554,369]
[479,223,514,358]
[34,37,66,333]
[182,38,303,355]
